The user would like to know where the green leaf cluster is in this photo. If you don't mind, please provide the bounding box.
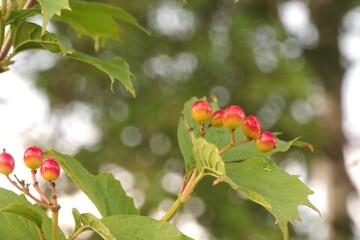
[177,97,319,240]
[1,0,148,97]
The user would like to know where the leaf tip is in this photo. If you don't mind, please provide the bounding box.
[294,140,314,152]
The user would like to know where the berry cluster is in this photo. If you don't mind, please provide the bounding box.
[0,146,61,210]
[191,100,276,153]
[0,146,60,180]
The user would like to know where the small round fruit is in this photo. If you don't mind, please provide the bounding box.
[210,109,224,127]
[255,131,276,153]
[242,115,261,139]
[24,146,44,170]
[222,105,245,129]
[191,100,212,123]
[0,149,15,175]
[40,158,60,181]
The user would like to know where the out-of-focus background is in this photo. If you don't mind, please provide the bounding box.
[1,0,360,239]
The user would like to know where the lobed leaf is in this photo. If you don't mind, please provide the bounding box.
[10,21,136,96]
[55,1,149,50]
[0,188,66,240]
[102,215,193,240]
[67,50,135,96]
[224,157,320,240]
[37,0,71,34]
[45,149,139,217]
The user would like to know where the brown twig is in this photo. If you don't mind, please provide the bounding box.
[6,175,52,208]
[0,0,37,61]
[32,170,51,204]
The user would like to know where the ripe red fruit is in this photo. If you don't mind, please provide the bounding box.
[222,105,245,129]
[24,146,44,170]
[255,131,276,153]
[0,149,15,175]
[210,109,224,127]
[242,115,261,139]
[191,100,212,123]
[40,158,60,181]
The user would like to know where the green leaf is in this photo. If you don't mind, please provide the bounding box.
[102,215,193,240]
[10,21,135,96]
[178,96,205,170]
[192,137,225,176]
[55,1,149,50]
[45,149,139,217]
[0,188,66,240]
[72,208,116,240]
[37,0,71,34]
[67,50,135,96]
[11,20,69,54]
[0,202,43,228]
[224,157,320,240]
[6,5,41,25]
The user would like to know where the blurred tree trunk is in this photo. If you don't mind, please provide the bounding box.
[306,0,355,239]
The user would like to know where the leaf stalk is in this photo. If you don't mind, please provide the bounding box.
[161,169,204,222]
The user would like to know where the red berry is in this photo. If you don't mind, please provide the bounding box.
[0,149,15,175]
[210,109,224,127]
[242,115,261,139]
[255,131,276,153]
[40,158,60,181]
[191,100,212,123]
[222,105,245,129]
[24,146,44,170]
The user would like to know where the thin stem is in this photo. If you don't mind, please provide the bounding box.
[6,175,52,208]
[32,170,51,204]
[52,209,59,240]
[0,31,10,61]
[161,170,204,222]
[1,0,6,15]
[0,0,36,62]
[230,129,235,144]
[0,0,6,52]
[68,226,91,240]
[6,175,23,192]
[198,122,206,137]
[218,129,253,155]
[219,129,235,155]
[35,225,46,240]
[22,0,36,9]
[160,198,183,222]
[50,182,60,240]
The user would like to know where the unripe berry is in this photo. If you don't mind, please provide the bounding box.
[222,105,245,129]
[24,146,44,170]
[0,149,15,175]
[255,131,276,153]
[242,115,261,139]
[40,158,60,181]
[191,100,212,123]
[210,109,224,127]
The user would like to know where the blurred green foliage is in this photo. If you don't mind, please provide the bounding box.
[29,0,357,239]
